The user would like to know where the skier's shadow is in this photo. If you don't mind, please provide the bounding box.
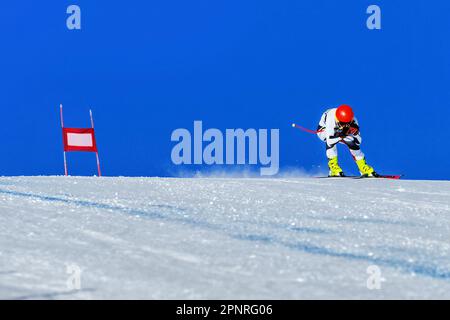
[0,270,97,300]
[8,288,97,300]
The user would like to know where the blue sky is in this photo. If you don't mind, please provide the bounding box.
[0,1,449,179]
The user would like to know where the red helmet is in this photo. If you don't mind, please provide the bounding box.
[336,104,354,123]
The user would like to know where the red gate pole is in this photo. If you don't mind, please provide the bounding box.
[60,104,68,176]
[90,109,102,177]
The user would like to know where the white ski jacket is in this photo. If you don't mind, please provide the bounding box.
[317,108,360,146]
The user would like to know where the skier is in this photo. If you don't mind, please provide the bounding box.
[317,104,376,177]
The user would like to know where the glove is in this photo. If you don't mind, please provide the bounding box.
[347,127,359,135]
[342,121,359,136]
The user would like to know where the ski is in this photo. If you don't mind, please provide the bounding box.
[316,174,403,179]
[353,174,403,180]
[315,176,360,179]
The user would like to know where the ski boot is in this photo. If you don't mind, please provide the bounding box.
[328,157,345,177]
[356,158,376,177]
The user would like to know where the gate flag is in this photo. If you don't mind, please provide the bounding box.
[60,104,102,176]
[63,128,98,152]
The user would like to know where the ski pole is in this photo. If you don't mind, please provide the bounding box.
[291,123,324,134]
[292,122,358,162]
[292,122,348,146]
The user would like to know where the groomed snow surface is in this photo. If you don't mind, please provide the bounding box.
[0,176,449,299]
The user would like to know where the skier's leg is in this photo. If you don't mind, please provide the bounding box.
[342,135,364,160]
[317,131,338,159]
[342,135,376,176]
[325,141,344,177]
[317,130,344,176]
[326,143,338,159]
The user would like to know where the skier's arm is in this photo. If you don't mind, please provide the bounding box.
[334,120,360,137]
[324,110,342,145]
[326,120,359,144]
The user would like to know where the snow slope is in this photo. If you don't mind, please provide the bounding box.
[0,176,449,299]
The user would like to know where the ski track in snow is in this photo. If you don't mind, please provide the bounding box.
[0,176,449,299]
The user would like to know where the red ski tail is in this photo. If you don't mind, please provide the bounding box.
[375,174,403,180]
